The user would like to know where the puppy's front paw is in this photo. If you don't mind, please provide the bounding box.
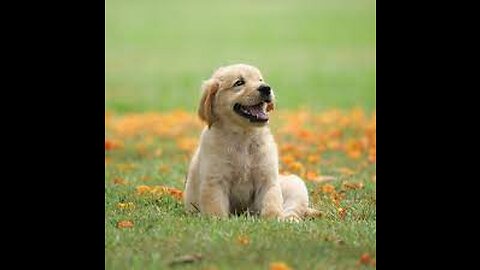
[281,212,302,223]
[260,207,284,220]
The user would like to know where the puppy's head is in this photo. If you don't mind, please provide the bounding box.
[198,64,275,128]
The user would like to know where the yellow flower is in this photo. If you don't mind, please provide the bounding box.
[288,162,304,173]
[338,208,347,219]
[136,185,151,195]
[117,202,135,209]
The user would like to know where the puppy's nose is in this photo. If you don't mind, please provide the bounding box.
[257,85,271,96]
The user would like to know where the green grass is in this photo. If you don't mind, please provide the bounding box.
[106,0,375,113]
[106,0,375,269]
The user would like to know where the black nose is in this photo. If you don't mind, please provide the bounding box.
[258,85,271,96]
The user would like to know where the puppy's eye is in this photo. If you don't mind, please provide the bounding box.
[233,79,245,87]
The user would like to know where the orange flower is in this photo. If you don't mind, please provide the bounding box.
[359,253,372,265]
[338,208,347,219]
[281,154,296,165]
[288,162,304,173]
[296,129,314,141]
[305,171,318,181]
[269,262,292,270]
[105,139,123,150]
[176,137,198,152]
[307,154,320,164]
[112,178,127,185]
[237,235,250,246]
[166,187,184,201]
[136,185,183,201]
[117,220,134,229]
[330,192,345,206]
[136,185,151,194]
[342,181,364,190]
[345,139,363,159]
[321,184,335,193]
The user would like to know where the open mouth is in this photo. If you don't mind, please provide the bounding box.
[233,102,269,123]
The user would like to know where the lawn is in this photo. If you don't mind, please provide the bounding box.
[106,0,375,113]
[106,0,375,269]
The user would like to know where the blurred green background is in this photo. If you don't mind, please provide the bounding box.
[106,0,375,112]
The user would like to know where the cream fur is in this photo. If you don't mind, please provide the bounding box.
[184,64,319,221]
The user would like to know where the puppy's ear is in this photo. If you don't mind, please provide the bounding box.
[198,79,219,128]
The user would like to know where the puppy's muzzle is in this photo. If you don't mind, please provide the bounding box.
[258,84,272,102]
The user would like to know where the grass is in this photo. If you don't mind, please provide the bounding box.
[106,0,375,269]
[106,184,375,270]
[106,0,375,113]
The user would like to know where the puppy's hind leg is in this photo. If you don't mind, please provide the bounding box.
[280,174,319,221]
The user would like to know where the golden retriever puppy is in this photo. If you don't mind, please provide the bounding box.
[184,64,318,221]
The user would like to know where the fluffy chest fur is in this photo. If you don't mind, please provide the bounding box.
[201,127,279,213]
[224,141,258,182]
[225,142,258,213]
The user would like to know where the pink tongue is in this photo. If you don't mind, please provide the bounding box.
[248,104,267,119]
